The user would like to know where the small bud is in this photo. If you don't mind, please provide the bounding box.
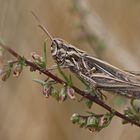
[71,113,80,124]
[86,116,99,127]
[1,67,11,81]
[13,64,22,77]
[99,113,112,127]
[78,117,87,127]
[66,86,75,100]
[43,86,51,98]
[30,66,36,72]
[59,87,67,103]
[51,89,59,101]
[99,116,107,126]
[85,99,93,109]
[31,52,42,62]
[2,71,10,81]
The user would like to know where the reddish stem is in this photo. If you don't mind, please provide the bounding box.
[0,42,140,127]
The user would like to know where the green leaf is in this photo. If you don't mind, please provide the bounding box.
[102,113,114,127]
[86,116,99,127]
[69,75,73,86]
[59,87,67,102]
[2,61,13,81]
[123,100,140,124]
[78,117,87,128]
[85,99,93,109]
[70,113,80,124]
[57,66,72,86]
[18,56,26,66]
[42,40,47,68]
[51,88,59,101]
[33,79,46,86]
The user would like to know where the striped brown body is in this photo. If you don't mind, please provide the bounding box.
[31,12,140,99]
[51,38,140,99]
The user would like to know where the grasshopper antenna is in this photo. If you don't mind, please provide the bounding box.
[31,11,54,42]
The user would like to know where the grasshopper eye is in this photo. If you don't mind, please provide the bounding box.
[51,40,61,50]
[51,40,57,46]
[52,39,61,49]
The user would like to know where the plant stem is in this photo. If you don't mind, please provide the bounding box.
[0,42,140,127]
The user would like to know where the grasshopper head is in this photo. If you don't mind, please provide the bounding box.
[51,38,70,65]
[51,38,86,67]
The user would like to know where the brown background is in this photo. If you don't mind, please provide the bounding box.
[0,0,140,140]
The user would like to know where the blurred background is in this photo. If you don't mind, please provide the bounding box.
[0,0,140,140]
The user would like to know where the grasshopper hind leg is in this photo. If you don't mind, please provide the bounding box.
[78,72,107,100]
[79,72,97,88]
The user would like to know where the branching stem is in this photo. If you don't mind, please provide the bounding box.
[0,42,140,127]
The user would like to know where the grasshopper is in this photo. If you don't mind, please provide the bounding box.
[32,12,140,99]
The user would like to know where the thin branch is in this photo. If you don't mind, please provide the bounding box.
[0,42,140,127]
